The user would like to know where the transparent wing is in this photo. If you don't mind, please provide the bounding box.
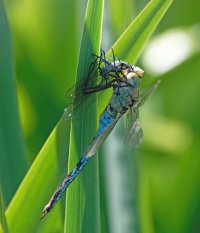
[64,79,95,121]
[124,107,143,147]
[64,78,110,121]
[64,51,118,121]
[124,80,161,147]
[86,118,119,157]
[137,80,161,108]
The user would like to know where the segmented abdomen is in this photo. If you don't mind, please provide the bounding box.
[106,85,138,118]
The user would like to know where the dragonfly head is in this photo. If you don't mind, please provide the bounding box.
[115,62,144,77]
[111,60,144,80]
[126,66,144,87]
[132,66,144,78]
[111,60,129,71]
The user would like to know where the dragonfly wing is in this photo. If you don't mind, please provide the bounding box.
[64,79,89,121]
[137,80,161,108]
[64,89,97,121]
[64,65,117,121]
[124,107,143,147]
[86,118,119,157]
[64,77,102,122]
[124,80,160,147]
[64,81,111,121]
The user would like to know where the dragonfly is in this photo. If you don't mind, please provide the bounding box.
[41,49,160,220]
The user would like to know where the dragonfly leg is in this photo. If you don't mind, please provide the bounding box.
[83,82,115,94]
[111,48,116,66]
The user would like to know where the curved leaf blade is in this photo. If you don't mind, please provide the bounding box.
[108,0,173,63]
[64,0,104,232]
[0,0,28,206]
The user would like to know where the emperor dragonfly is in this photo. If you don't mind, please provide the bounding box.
[41,49,160,219]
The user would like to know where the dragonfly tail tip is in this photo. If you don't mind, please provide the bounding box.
[40,212,46,221]
[40,207,49,221]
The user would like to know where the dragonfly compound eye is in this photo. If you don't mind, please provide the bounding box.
[127,72,137,79]
[134,66,144,78]
[121,63,126,69]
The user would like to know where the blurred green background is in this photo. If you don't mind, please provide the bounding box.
[1,0,200,232]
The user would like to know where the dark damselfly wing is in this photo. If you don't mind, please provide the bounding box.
[124,80,161,147]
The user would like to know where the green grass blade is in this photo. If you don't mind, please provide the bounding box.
[0,0,28,206]
[0,117,70,233]
[107,0,173,63]
[0,189,9,233]
[64,0,104,232]
[6,0,81,159]
[107,0,136,38]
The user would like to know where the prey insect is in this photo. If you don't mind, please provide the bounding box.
[41,49,160,220]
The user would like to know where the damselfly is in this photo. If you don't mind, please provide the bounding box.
[41,49,160,219]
